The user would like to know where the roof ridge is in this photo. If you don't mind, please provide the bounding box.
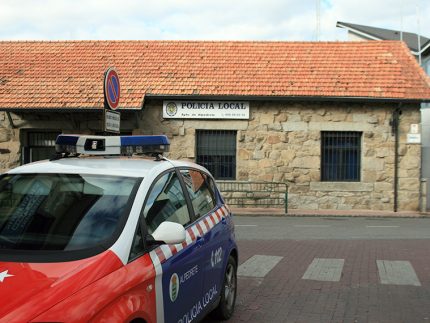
[0,39,407,45]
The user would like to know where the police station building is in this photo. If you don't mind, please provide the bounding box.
[0,40,429,212]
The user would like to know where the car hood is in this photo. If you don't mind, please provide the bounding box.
[0,250,123,322]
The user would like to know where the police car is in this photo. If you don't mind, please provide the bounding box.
[0,134,238,323]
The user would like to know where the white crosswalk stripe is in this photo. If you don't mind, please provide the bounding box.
[302,258,344,282]
[377,260,421,286]
[238,255,283,278]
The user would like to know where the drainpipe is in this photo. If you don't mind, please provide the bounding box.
[6,112,16,129]
[391,105,401,212]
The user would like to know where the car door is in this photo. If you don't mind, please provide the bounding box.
[141,170,206,323]
[179,169,229,308]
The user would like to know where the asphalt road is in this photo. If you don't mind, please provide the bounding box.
[233,215,430,240]
[203,216,430,323]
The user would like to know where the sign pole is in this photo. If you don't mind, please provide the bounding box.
[102,67,121,135]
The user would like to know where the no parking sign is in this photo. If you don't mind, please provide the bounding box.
[104,67,120,110]
[103,67,121,133]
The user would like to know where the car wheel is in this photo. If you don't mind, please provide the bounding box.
[212,255,237,320]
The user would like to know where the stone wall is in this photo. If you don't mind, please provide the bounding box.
[0,111,137,171]
[0,100,422,211]
[136,100,421,211]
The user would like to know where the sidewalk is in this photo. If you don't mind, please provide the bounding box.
[230,207,430,218]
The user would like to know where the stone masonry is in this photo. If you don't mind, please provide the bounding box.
[136,100,421,212]
[0,99,422,211]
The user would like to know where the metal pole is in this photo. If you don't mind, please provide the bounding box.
[316,0,320,41]
[392,107,401,212]
[284,187,288,214]
[421,179,427,213]
[417,5,422,65]
[400,0,404,41]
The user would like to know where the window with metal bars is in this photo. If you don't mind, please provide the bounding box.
[22,131,61,164]
[196,130,237,180]
[321,131,362,182]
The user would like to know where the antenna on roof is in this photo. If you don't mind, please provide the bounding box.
[400,0,403,41]
[416,5,422,65]
[316,0,321,41]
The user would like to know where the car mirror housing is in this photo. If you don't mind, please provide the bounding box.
[151,221,186,245]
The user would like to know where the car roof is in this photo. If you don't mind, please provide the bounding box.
[6,157,206,178]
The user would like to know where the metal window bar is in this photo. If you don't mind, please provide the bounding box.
[24,131,61,164]
[28,132,61,147]
[196,130,237,180]
[321,131,361,182]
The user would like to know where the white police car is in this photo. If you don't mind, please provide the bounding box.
[0,134,238,323]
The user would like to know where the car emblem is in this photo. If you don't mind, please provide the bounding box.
[169,273,179,302]
[0,270,13,283]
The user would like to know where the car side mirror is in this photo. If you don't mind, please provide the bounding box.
[151,221,186,245]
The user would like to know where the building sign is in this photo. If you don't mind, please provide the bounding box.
[104,110,121,133]
[407,133,421,144]
[410,124,419,134]
[163,101,250,119]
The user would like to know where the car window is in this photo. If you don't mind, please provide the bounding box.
[180,169,216,218]
[0,173,139,252]
[129,224,144,261]
[143,171,191,234]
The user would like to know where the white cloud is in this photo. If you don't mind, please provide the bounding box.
[0,0,428,41]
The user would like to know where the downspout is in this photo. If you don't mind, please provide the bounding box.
[6,112,16,129]
[135,94,145,130]
[391,105,401,212]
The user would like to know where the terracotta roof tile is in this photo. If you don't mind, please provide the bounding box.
[0,40,429,109]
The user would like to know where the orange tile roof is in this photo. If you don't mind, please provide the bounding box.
[0,40,429,109]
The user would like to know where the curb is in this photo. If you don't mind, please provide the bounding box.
[233,213,430,218]
[230,209,430,218]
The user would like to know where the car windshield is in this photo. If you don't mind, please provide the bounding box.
[0,173,139,252]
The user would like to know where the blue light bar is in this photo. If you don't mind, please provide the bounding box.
[55,135,170,156]
[55,135,80,155]
[120,135,170,155]
[56,135,79,146]
[120,135,170,146]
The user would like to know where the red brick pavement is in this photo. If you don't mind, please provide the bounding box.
[204,239,430,323]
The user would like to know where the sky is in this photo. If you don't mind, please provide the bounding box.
[0,0,429,41]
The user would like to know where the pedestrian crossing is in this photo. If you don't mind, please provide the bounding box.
[376,260,421,286]
[302,258,344,282]
[237,255,284,278]
[238,256,422,287]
